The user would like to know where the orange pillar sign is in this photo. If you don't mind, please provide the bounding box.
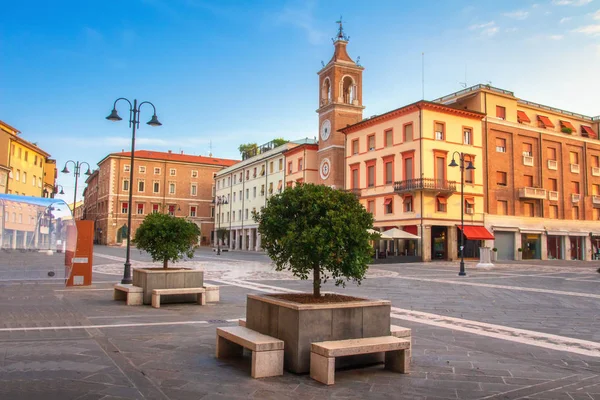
[65,220,94,286]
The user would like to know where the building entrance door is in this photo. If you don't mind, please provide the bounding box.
[431,226,448,260]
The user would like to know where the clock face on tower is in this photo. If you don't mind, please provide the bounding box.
[320,119,331,141]
[320,158,331,180]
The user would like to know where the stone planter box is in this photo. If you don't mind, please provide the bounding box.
[246,293,391,374]
[133,268,204,305]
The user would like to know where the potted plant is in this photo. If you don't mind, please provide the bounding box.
[561,127,573,134]
[492,247,498,262]
[517,247,522,261]
[132,213,202,304]
[249,184,389,373]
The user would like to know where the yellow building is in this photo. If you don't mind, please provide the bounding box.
[341,101,489,261]
[0,120,57,197]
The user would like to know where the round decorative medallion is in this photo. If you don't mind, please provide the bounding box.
[320,158,331,180]
[320,119,331,141]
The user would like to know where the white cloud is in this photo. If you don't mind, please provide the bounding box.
[552,0,592,6]
[468,21,499,36]
[469,21,495,30]
[504,10,529,20]
[572,24,600,34]
[560,17,572,23]
[592,10,600,19]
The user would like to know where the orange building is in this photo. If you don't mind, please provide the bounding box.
[85,150,238,245]
[433,85,600,261]
[283,142,319,188]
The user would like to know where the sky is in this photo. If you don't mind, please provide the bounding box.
[2,0,599,204]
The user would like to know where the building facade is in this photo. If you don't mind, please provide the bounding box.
[0,120,57,197]
[85,150,238,245]
[342,101,488,261]
[214,140,319,251]
[284,142,319,188]
[433,85,600,261]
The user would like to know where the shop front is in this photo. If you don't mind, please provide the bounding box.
[568,234,586,261]
[592,235,600,260]
[431,226,448,260]
[546,232,566,260]
[521,233,541,260]
[457,225,495,259]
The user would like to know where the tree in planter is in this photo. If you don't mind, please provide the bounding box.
[133,213,200,269]
[253,183,374,297]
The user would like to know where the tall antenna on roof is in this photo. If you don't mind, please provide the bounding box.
[209,140,213,157]
[421,52,425,100]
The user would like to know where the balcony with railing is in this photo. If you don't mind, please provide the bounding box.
[346,188,362,197]
[518,187,547,199]
[394,178,456,194]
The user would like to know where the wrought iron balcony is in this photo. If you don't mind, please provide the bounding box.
[519,187,547,199]
[394,178,456,194]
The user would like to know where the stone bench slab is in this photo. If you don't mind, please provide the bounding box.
[216,326,284,378]
[113,284,143,306]
[151,287,206,308]
[217,326,283,352]
[391,325,411,339]
[311,336,410,358]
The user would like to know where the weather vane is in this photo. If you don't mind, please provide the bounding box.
[332,15,349,42]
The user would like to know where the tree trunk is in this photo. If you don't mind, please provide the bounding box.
[163,258,168,269]
[313,265,321,298]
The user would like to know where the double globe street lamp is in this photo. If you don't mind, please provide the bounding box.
[106,98,161,285]
[448,152,475,277]
[61,161,92,212]
[215,195,228,255]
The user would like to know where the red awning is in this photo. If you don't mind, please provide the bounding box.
[538,115,555,129]
[560,120,575,131]
[582,125,597,138]
[404,225,418,235]
[465,198,475,205]
[384,198,392,205]
[437,197,447,204]
[517,111,531,123]
[457,226,494,240]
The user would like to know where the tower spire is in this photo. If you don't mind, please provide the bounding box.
[333,16,349,42]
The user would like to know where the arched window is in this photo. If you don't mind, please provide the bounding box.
[342,76,355,104]
[321,78,331,105]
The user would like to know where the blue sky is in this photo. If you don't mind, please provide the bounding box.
[2,0,599,203]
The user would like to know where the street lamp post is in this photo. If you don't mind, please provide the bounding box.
[61,161,92,216]
[449,152,475,277]
[106,98,162,284]
[215,195,228,255]
[53,185,65,198]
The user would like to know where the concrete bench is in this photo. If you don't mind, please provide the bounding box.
[113,284,143,306]
[151,288,206,309]
[216,326,284,378]
[203,284,220,303]
[310,336,410,385]
[391,325,411,339]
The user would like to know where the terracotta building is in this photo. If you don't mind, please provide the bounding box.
[433,85,600,261]
[84,150,238,245]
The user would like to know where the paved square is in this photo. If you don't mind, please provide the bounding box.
[0,246,599,399]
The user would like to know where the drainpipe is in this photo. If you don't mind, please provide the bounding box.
[483,92,489,214]
[303,147,306,183]
[539,131,544,218]
[241,167,245,249]
[419,106,424,261]
[583,142,588,216]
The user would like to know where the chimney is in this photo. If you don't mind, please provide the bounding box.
[181,151,184,155]
[168,150,172,154]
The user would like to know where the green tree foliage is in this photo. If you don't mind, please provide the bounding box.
[133,213,200,269]
[238,142,258,158]
[271,138,288,147]
[217,228,229,242]
[254,184,374,297]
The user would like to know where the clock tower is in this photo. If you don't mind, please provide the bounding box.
[316,19,364,188]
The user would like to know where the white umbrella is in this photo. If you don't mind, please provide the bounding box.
[381,228,420,240]
[367,229,392,239]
